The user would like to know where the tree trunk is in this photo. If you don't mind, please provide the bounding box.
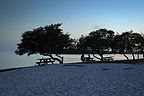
[45,54,63,64]
[131,53,135,60]
[92,53,101,61]
[130,49,135,60]
[142,50,144,59]
[123,53,129,60]
[99,54,104,61]
[81,53,85,62]
[88,54,90,58]
[141,47,144,59]
[56,54,63,64]
[137,50,139,59]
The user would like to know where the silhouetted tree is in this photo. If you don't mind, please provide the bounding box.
[113,30,144,60]
[15,24,72,64]
[78,29,115,61]
[77,35,88,52]
[113,33,130,60]
[77,35,91,61]
[131,33,144,59]
[77,35,85,61]
[88,29,114,61]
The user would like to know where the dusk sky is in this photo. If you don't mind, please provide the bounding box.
[0,0,144,52]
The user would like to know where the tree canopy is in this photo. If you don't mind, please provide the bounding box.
[78,29,115,61]
[16,24,144,63]
[77,29,144,61]
[15,23,72,63]
[113,31,144,60]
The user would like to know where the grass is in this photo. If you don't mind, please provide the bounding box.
[1,59,143,73]
[75,59,144,64]
[63,64,84,67]
[107,59,144,64]
[0,68,22,72]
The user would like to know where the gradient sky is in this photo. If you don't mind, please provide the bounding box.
[0,0,144,52]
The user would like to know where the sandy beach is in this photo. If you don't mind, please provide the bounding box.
[0,63,144,96]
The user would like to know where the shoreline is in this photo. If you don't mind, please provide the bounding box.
[0,59,144,72]
[0,67,23,72]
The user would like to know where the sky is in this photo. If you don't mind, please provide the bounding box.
[0,0,144,52]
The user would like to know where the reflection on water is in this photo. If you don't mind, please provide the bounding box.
[0,52,143,69]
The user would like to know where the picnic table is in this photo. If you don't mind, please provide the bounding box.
[83,57,95,62]
[103,56,114,61]
[36,58,55,66]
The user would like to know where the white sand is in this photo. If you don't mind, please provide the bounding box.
[0,63,144,96]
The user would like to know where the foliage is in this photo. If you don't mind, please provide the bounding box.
[113,30,144,60]
[78,29,115,61]
[15,23,72,63]
[87,29,114,51]
[16,23,144,63]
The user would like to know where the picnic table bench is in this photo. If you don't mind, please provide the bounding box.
[83,57,95,62]
[103,56,114,61]
[36,58,55,66]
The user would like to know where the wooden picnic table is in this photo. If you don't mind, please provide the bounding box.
[36,58,55,66]
[83,57,95,62]
[103,56,114,61]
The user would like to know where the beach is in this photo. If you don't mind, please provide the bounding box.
[0,63,144,96]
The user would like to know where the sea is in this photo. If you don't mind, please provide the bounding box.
[0,52,143,70]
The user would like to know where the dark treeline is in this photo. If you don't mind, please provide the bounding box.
[15,24,144,63]
[65,29,144,61]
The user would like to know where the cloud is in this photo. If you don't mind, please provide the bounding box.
[91,25,102,30]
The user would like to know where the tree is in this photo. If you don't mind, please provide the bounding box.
[15,23,72,64]
[113,30,144,60]
[78,29,115,61]
[77,35,89,53]
[88,29,115,61]
[77,35,90,61]
[112,33,130,60]
[131,33,144,59]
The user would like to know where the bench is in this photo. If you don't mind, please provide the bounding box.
[36,58,55,66]
[103,56,114,61]
[83,57,95,62]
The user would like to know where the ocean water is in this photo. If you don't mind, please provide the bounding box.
[0,52,81,70]
[0,52,143,70]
